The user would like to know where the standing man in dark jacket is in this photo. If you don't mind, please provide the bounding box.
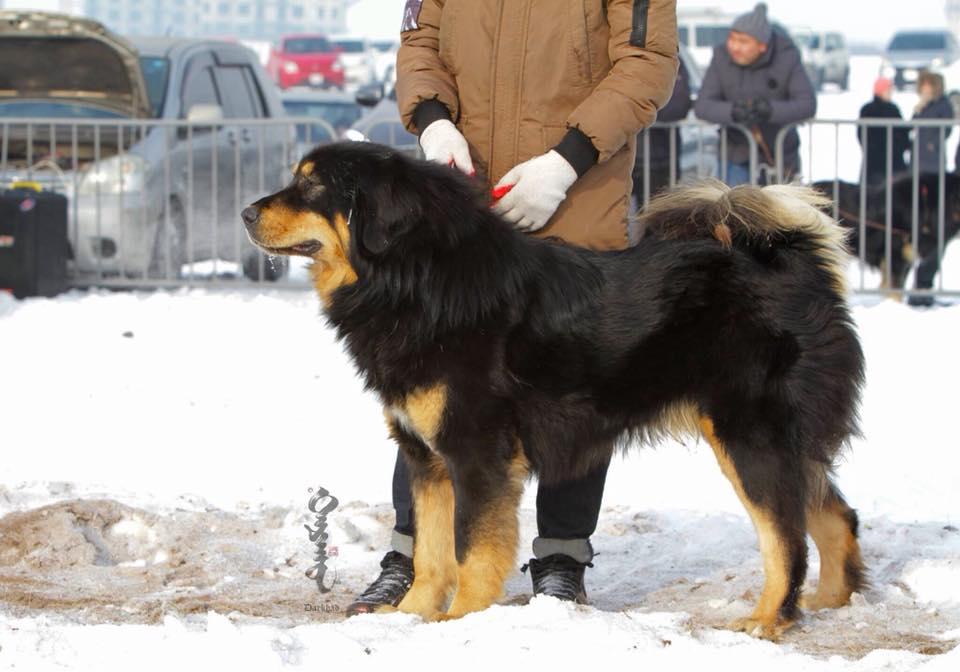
[633,58,692,206]
[858,77,909,186]
[694,3,816,185]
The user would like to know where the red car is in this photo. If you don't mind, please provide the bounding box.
[268,34,345,90]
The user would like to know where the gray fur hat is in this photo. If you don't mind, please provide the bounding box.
[731,3,772,44]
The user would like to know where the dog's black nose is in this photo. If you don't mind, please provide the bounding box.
[241,206,260,230]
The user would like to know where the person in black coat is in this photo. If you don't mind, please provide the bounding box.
[912,70,953,177]
[858,77,909,186]
[632,59,692,203]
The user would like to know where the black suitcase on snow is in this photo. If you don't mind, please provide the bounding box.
[0,188,69,299]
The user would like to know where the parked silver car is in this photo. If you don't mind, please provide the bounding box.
[794,29,850,90]
[0,11,295,281]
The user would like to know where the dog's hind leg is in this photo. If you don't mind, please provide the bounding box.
[700,416,808,641]
[435,438,529,621]
[802,470,866,611]
[382,424,458,619]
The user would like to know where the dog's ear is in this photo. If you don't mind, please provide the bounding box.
[353,169,424,256]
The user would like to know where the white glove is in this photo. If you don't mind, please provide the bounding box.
[492,150,577,232]
[419,119,474,175]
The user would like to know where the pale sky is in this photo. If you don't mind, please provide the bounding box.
[2,0,953,46]
[346,0,952,45]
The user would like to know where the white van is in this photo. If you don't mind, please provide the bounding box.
[678,8,738,72]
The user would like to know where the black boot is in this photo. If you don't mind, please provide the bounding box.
[521,554,593,604]
[346,550,414,616]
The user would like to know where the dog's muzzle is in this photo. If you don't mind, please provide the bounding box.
[241,206,260,233]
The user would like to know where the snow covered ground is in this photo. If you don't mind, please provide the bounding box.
[1,286,959,671]
[2,54,960,672]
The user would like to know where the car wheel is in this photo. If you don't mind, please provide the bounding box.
[242,250,289,282]
[147,199,186,280]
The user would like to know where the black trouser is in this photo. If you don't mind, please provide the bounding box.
[392,449,610,549]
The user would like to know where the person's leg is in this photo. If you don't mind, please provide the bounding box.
[721,160,752,187]
[533,457,611,564]
[524,457,611,603]
[391,448,416,557]
[346,449,416,616]
[909,254,940,306]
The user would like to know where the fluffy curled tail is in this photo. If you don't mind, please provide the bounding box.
[640,179,850,294]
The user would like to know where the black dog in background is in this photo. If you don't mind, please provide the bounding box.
[813,173,960,303]
[243,142,865,638]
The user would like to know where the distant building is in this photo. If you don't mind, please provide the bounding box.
[1,0,359,41]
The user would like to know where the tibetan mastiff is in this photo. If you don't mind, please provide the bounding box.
[243,142,865,639]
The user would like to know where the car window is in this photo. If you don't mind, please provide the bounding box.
[139,57,169,118]
[678,26,689,46]
[889,33,947,51]
[241,67,267,117]
[283,37,331,54]
[0,101,124,119]
[695,25,729,49]
[215,66,265,118]
[282,100,362,131]
[332,39,365,53]
[181,65,219,115]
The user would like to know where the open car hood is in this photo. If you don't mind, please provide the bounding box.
[0,10,152,118]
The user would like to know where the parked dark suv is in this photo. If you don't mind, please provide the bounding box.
[882,30,960,90]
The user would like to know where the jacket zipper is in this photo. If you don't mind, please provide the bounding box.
[488,0,505,181]
[631,0,650,48]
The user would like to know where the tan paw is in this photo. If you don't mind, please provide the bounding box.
[427,611,461,622]
[726,616,794,641]
[373,604,398,614]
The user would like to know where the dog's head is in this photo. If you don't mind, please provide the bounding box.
[243,142,485,303]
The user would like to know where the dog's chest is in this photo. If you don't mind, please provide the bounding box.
[384,384,447,452]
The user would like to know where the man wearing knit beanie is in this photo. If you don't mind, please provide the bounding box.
[731,2,772,46]
[694,2,816,185]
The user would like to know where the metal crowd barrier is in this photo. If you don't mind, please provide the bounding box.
[0,116,336,289]
[774,118,960,300]
[5,114,954,300]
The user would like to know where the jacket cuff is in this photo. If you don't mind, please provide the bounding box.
[552,127,599,178]
[412,99,453,135]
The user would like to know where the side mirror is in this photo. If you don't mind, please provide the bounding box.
[355,83,384,107]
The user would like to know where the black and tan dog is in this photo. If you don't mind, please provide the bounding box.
[813,173,960,293]
[242,142,866,639]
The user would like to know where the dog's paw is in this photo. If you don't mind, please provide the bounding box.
[725,616,794,641]
[426,612,461,622]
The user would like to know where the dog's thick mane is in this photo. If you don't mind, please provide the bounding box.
[325,163,604,392]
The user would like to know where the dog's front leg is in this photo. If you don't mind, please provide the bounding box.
[435,438,529,621]
[379,421,457,620]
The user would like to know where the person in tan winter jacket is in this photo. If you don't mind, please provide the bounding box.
[346,0,679,616]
